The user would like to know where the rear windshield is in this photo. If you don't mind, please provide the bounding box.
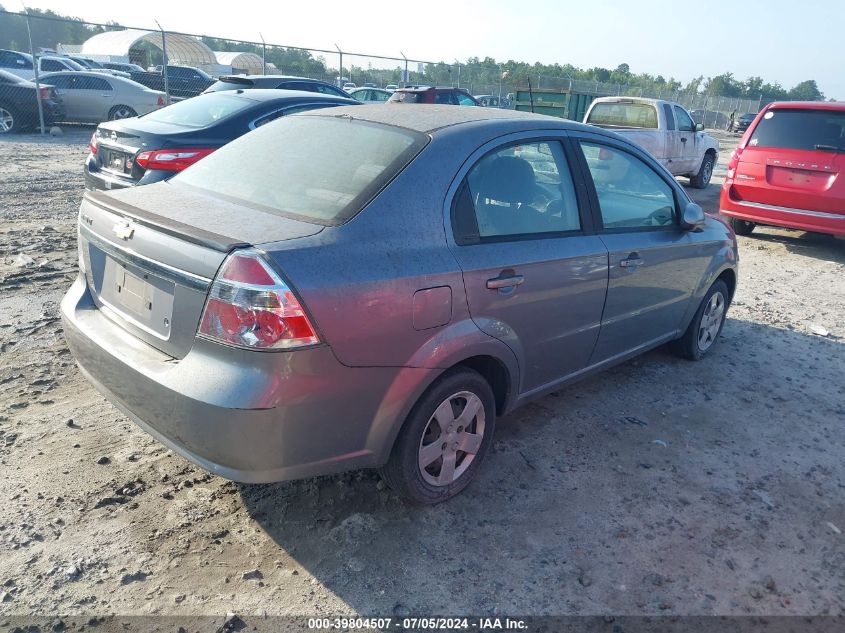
[172,115,428,225]
[389,91,423,103]
[204,78,253,92]
[141,93,254,127]
[587,102,658,129]
[749,108,845,151]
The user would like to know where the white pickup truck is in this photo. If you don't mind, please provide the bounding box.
[583,97,720,188]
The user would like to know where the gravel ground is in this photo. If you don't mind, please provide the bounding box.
[0,128,843,619]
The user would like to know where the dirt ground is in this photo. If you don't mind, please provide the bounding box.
[0,128,843,620]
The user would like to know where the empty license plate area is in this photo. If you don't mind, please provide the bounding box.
[103,149,133,175]
[97,255,175,339]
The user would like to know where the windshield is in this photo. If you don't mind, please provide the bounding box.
[586,102,658,129]
[749,109,845,151]
[173,115,428,225]
[141,93,255,128]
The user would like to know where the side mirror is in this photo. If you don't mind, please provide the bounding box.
[695,123,704,132]
[681,202,705,232]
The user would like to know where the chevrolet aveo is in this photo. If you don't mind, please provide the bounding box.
[62,105,738,504]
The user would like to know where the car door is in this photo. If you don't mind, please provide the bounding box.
[447,134,609,394]
[573,135,701,364]
[674,105,697,173]
[64,75,113,122]
[45,74,83,119]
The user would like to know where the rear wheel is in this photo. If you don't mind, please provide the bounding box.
[380,368,496,504]
[729,217,756,236]
[0,104,19,134]
[689,152,715,189]
[108,105,137,120]
[673,279,729,361]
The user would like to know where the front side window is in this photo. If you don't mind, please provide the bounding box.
[40,59,65,72]
[674,106,694,132]
[456,93,476,106]
[579,142,676,229]
[464,141,581,238]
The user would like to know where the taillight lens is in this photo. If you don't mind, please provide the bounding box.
[726,147,743,180]
[156,95,165,106]
[135,147,215,172]
[88,132,98,155]
[198,250,319,350]
[39,86,51,100]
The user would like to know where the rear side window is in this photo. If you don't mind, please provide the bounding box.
[464,141,581,238]
[662,103,675,130]
[142,93,254,127]
[579,142,676,229]
[587,102,658,129]
[40,59,66,72]
[173,116,428,225]
[749,109,845,151]
[389,91,423,103]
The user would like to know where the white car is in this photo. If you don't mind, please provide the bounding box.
[0,50,83,80]
[342,82,357,93]
[584,97,720,188]
[39,71,165,123]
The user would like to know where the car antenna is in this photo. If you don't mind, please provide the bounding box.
[527,76,535,113]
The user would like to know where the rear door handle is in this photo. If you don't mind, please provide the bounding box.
[486,274,524,289]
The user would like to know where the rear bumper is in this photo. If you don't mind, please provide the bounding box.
[61,274,418,482]
[720,194,845,237]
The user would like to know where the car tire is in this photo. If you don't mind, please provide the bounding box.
[108,105,137,120]
[0,103,20,134]
[380,367,496,505]
[729,217,756,236]
[689,152,715,189]
[673,279,730,361]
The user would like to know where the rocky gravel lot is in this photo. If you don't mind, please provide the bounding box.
[0,129,843,621]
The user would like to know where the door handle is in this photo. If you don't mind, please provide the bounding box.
[680,137,687,143]
[620,257,644,268]
[486,274,524,289]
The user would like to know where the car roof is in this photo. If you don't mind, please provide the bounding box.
[304,103,581,134]
[220,74,316,81]
[397,86,468,92]
[766,101,845,112]
[207,88,357,104]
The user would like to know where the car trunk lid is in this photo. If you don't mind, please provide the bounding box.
[78,184,323,358]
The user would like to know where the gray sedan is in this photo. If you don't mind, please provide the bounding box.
[39,71,165,123]
[62,105,738,504]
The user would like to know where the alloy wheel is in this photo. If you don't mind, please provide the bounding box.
[0,107,14,133]
[418,391,486,486]
[697,291,725,351]
[110,106,135,120]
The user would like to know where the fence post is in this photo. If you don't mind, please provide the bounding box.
[154,21,170,105]
[400,51,408,87]
[259,33,266,75]
[23,8,45,134]
[334,44,342,88]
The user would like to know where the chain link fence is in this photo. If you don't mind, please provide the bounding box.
[1,8,762,134]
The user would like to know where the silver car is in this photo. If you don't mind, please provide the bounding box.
[62,105,738,504]
[40,71,165,123]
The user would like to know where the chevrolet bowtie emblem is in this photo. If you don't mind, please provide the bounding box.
[113,221,134,240]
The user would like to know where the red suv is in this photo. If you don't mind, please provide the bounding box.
[720,101,844,237]
[388,86,479,106]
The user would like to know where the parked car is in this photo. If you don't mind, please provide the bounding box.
[584,97,720,188]
[129,65,215,99]
[720,101,844,237]
[0,50,89,80]
[732,112,756,133]
[388,86,479,106]
[342,82,357,92]
[84,89,358,191]
[385,84,398,92]
[203,75,349,98]
[40,71,165,123]
[67,56,131,79]
[348,87,391,103]
[63,104,738,504]
[475,95,506,108]
[102,61,146,74]
[0,69,64,133]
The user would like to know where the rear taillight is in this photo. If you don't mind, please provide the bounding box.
[135,147,215,171]
[38,86,50,100]
[726,147,743,181]
[198,250,319,350]
[156,95,165,106]
[88,132,98,155]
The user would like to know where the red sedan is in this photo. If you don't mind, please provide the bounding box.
[720,101,844,237]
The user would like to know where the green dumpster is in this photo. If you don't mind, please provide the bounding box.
[514,88,599,122]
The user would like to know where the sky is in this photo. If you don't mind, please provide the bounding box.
[17,0,845,99]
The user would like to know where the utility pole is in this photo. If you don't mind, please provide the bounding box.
[154,20,170,105]
[400,51,408,87]
[23,6,45,134]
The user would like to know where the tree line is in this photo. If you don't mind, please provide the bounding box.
[0,6,829,102]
